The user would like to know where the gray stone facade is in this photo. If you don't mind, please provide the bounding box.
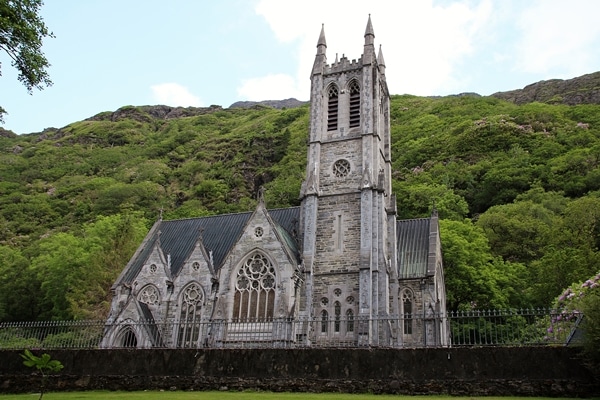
[102,17,448,349]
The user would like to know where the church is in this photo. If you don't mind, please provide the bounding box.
[101,17,448,348]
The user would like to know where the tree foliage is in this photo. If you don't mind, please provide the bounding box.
[0,0,54,122]
[1,93,600,319]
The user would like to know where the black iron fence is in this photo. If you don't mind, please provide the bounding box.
[0,309,583,350]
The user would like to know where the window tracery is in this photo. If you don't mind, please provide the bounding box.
[138,285,159,306]
[333,159,350,178]
[233,252,276,321]
[178,283,204,347]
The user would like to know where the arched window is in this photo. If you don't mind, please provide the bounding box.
[346,309,354,332]
[178,283,204,347]
[137,284,160,306]
[233,253,276,321]
[402,289,413,335]
[327,84,339,131]
[118,326,137,348]
[321,310,329,333]
[334,301,341,332]
[349,80,360,127]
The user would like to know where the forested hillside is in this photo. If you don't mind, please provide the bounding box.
[1,86,599,321]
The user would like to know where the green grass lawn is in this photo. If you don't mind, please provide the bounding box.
[0,393,597,400]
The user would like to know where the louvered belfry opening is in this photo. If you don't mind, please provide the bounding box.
[349,80,360,128]
[327,85,339,131]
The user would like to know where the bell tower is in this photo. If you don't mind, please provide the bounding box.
[299,16,398,345]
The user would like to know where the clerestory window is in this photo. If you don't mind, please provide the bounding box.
[233,252,276,321]
[327,85,339,131]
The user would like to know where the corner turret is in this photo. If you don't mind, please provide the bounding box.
[363,15,376,65]
[312,24,327,75]
[378,45,386,75]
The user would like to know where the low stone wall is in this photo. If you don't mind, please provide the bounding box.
[1,347,598,396]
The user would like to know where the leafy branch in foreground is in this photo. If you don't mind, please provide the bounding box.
[20,348,63,400]
[0,0,54,122]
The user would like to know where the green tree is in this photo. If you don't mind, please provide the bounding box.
[530,196,600,306]
[0,245,41,321]
[440,219,528,310]
[0,0,54,122]
[477,200,558,263]
[30,212,149,320]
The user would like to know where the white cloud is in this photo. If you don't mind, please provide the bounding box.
[245,0,493,97]
[237,74,305,101]
[150,83,203,107]
[514,0,600,78]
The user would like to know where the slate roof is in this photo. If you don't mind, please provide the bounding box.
[396,217,433,279]
[117,207,300,286]
[116,205,437,286]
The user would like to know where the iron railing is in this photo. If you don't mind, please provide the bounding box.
[0,309,583,350]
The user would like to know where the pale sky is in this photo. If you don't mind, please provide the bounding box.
[1,0,600,134]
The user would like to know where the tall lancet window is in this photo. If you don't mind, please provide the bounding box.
[327,84,339,131]
[349,80,360,128]
[233,252,276,321]
[334,301,341,332]
[178,283,204,348]
[402,289,414,335]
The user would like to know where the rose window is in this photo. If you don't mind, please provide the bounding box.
[138,285,159,305]
[333,159,351,178]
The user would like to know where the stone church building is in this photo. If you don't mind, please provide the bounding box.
[102,17,448,348]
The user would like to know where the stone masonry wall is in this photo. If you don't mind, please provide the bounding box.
[1,347,598,396]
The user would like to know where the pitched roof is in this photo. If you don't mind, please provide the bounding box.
[117,207,300,285]
[117,205,438,286]
[396,217,433,279]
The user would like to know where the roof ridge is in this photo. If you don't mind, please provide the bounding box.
[162,206,300,222]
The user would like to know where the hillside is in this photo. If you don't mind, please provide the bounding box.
[1,74,599,321]
[492,71,600,105]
